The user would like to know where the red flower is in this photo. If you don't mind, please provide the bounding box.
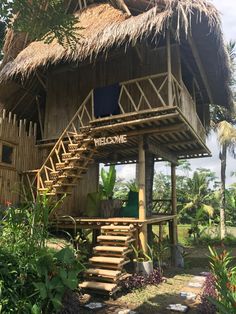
[5,200,12,207]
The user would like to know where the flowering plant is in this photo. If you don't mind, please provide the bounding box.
[207,246,236,313]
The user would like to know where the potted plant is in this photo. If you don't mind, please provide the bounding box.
[132,245,153,275]
[100,165,122,218]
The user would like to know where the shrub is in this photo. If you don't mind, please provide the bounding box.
[121,268,163,292]
[0,196,84,313]
[200,273,217,314]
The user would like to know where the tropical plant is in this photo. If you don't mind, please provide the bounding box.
[179,170,215,240]
[100,165,116,200]
[132,244,153,262]
[207,246,236,313]
[0,196,84,313]
[0,0,81,47]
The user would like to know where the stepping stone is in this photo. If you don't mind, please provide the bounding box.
[180,291,197,300]
[166,304,188,312]
[84,302,105,309]
[200,271,211,277]
[188,282,203,288]
[192,276,206,282]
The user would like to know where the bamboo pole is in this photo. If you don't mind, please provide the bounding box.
[138,136,147,252]
[169,163,178,266]
[167,29,173,107]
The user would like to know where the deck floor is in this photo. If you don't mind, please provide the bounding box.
[51,214,176,229]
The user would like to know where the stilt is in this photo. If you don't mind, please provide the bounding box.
[138,136,147,253]
[170,163,178,266]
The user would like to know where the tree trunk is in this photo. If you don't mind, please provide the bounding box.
[220,144,227,239]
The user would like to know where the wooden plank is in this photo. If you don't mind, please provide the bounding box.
[97,235,132,242]
[93,246,129,253]
[79,281,118,292]
[85,268,122,278]
[89,256,125,264]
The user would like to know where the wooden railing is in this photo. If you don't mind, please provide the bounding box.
[33,91,94,192]
[118,73,169,114]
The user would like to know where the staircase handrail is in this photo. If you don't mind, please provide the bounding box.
[37,90,93,178]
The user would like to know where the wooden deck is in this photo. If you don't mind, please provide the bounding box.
[51,214,176,230]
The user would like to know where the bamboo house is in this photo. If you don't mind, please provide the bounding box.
[0,0,233,295]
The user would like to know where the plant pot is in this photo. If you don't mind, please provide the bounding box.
[100,199,122,218]
[134,260,153,275]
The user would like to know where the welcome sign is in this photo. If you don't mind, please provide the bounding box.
[94,134,127,147]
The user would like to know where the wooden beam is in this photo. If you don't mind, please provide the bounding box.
[93,112,180,132]
[125,122,187,138]
[145,138,178,165]
[188,36,213,104]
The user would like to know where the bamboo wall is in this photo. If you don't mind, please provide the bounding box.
[0,109,40,205]
[44,44,181,139]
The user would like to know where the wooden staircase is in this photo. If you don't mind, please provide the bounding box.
[26,91,96,198]
[79,224,136,296]
[38,130,96,196]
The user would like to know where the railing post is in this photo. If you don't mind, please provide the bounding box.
[166,29,173,106]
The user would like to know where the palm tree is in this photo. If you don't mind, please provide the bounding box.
[180,170,215,241]
[210,41,236,239]
[215,121,236,238]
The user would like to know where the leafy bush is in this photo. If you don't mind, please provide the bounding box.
[121,268,163,292]
[0,196,84,313]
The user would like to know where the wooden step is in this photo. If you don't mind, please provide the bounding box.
[63,165,87,170]
[55,162,65,170]
[50,171,59,180]
[58,174,82,179]
[97,235,133,242]
[85,268,122,280]
[89,256,125,265]
[79,281,118,293]
[93,246,130,254]
[101,225,135,231]
[53,183,78,188]
[44,180,54,187]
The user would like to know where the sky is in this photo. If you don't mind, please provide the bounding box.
[116,0,236,185]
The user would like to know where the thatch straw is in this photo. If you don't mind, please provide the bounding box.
[0,0,226,80]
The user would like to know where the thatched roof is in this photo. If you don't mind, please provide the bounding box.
[0,0,233,110]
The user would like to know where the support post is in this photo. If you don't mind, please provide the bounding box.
[167,29,173,106]
[169,163,178,266]
[138,136,147,252]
